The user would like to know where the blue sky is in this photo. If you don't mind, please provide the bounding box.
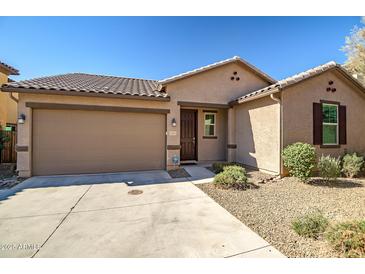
[0,16,362,81]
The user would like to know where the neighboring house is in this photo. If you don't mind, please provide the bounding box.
[1,56,365,177]
[0,61,19,164]
[0,61,19,130]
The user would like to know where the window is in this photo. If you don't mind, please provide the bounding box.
[322,103,338,145]
[313,102,346,146]
[5,123,16,132]
[204,113,216,137]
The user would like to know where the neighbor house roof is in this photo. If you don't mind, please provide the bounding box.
[232,61,365,105]
[0,61,20,75]
[159,56,276,85]
[1,73,169,100]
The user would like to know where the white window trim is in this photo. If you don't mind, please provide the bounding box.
[204,112,216,137]
[322,103,339,145]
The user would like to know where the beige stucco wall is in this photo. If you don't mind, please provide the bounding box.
[197,108,227,161]
[234,96,281,174]
[282,70,365,158]
[178,107,227,162]
[166,62,270,103]
[6,93,18,124]
[15,62,271,176]
[166,61,270,164]
[0,68,18,127]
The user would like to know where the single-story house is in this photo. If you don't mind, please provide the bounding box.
[1,56,365,177]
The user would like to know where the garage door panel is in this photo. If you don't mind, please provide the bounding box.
[32,109,166,175]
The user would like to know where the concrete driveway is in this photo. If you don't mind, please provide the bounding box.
[0,171,284,258]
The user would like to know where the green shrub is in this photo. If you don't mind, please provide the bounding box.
[326,220,365,258]
[318,155,341,181]
[213,166,248,190]
[212,162,244,174]
[342,153,364,178]
[282,142,316,182]
[292,210,329,239]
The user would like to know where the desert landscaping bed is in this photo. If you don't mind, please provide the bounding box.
[197,171,365,258]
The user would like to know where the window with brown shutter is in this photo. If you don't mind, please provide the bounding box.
[339,105,347,145]
[313,101,347,147]
[313,103,322,145]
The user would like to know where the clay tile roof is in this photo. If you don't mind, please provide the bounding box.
[2,73,168,99]
[233,61,359,104]
[0,61,20,75]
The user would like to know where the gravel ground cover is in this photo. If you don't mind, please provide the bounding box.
[0,165,24,190]
[197,170,365,257]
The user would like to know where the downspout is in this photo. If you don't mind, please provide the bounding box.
[9,92,19,103]
[270,91,283,176]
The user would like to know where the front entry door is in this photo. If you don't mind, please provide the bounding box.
[180,109,197,161]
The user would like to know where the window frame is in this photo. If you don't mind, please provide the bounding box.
[322,103,339,146]
[203,112,216,137]
[5,123,17,132]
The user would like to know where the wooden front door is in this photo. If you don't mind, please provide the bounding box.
[180,109,197,161]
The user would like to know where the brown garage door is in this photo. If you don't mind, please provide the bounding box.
[32,109,166,175]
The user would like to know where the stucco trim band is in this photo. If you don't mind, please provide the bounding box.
[25,102,171,114]
[227,144,237,149]
[167,145,181,150]
[2,87,171,102]
[177,101,229,109]
[15,145,28,152]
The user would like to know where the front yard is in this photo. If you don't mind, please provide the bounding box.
[197,171,365,258]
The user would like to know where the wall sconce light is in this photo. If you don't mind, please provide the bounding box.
[18,113,26,124]
[171,118,177,127]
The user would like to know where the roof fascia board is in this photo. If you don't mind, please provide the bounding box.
[1,86,171,102]
[231,87,281,105]
[0,63,20,75]
[233,65,365,105]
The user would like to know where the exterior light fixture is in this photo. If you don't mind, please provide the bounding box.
[171,118,177,127]
[18,113,26,124]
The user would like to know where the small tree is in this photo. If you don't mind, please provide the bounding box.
[341,17,365,84]
[282,142,316,182]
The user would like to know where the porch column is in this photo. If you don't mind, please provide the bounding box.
[227,107,236,162]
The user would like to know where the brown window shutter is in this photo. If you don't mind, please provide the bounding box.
[339,105,347,145]
[313,103,322,145]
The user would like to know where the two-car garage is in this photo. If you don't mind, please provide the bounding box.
[31,106,167,176]
[2,72,171,177]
